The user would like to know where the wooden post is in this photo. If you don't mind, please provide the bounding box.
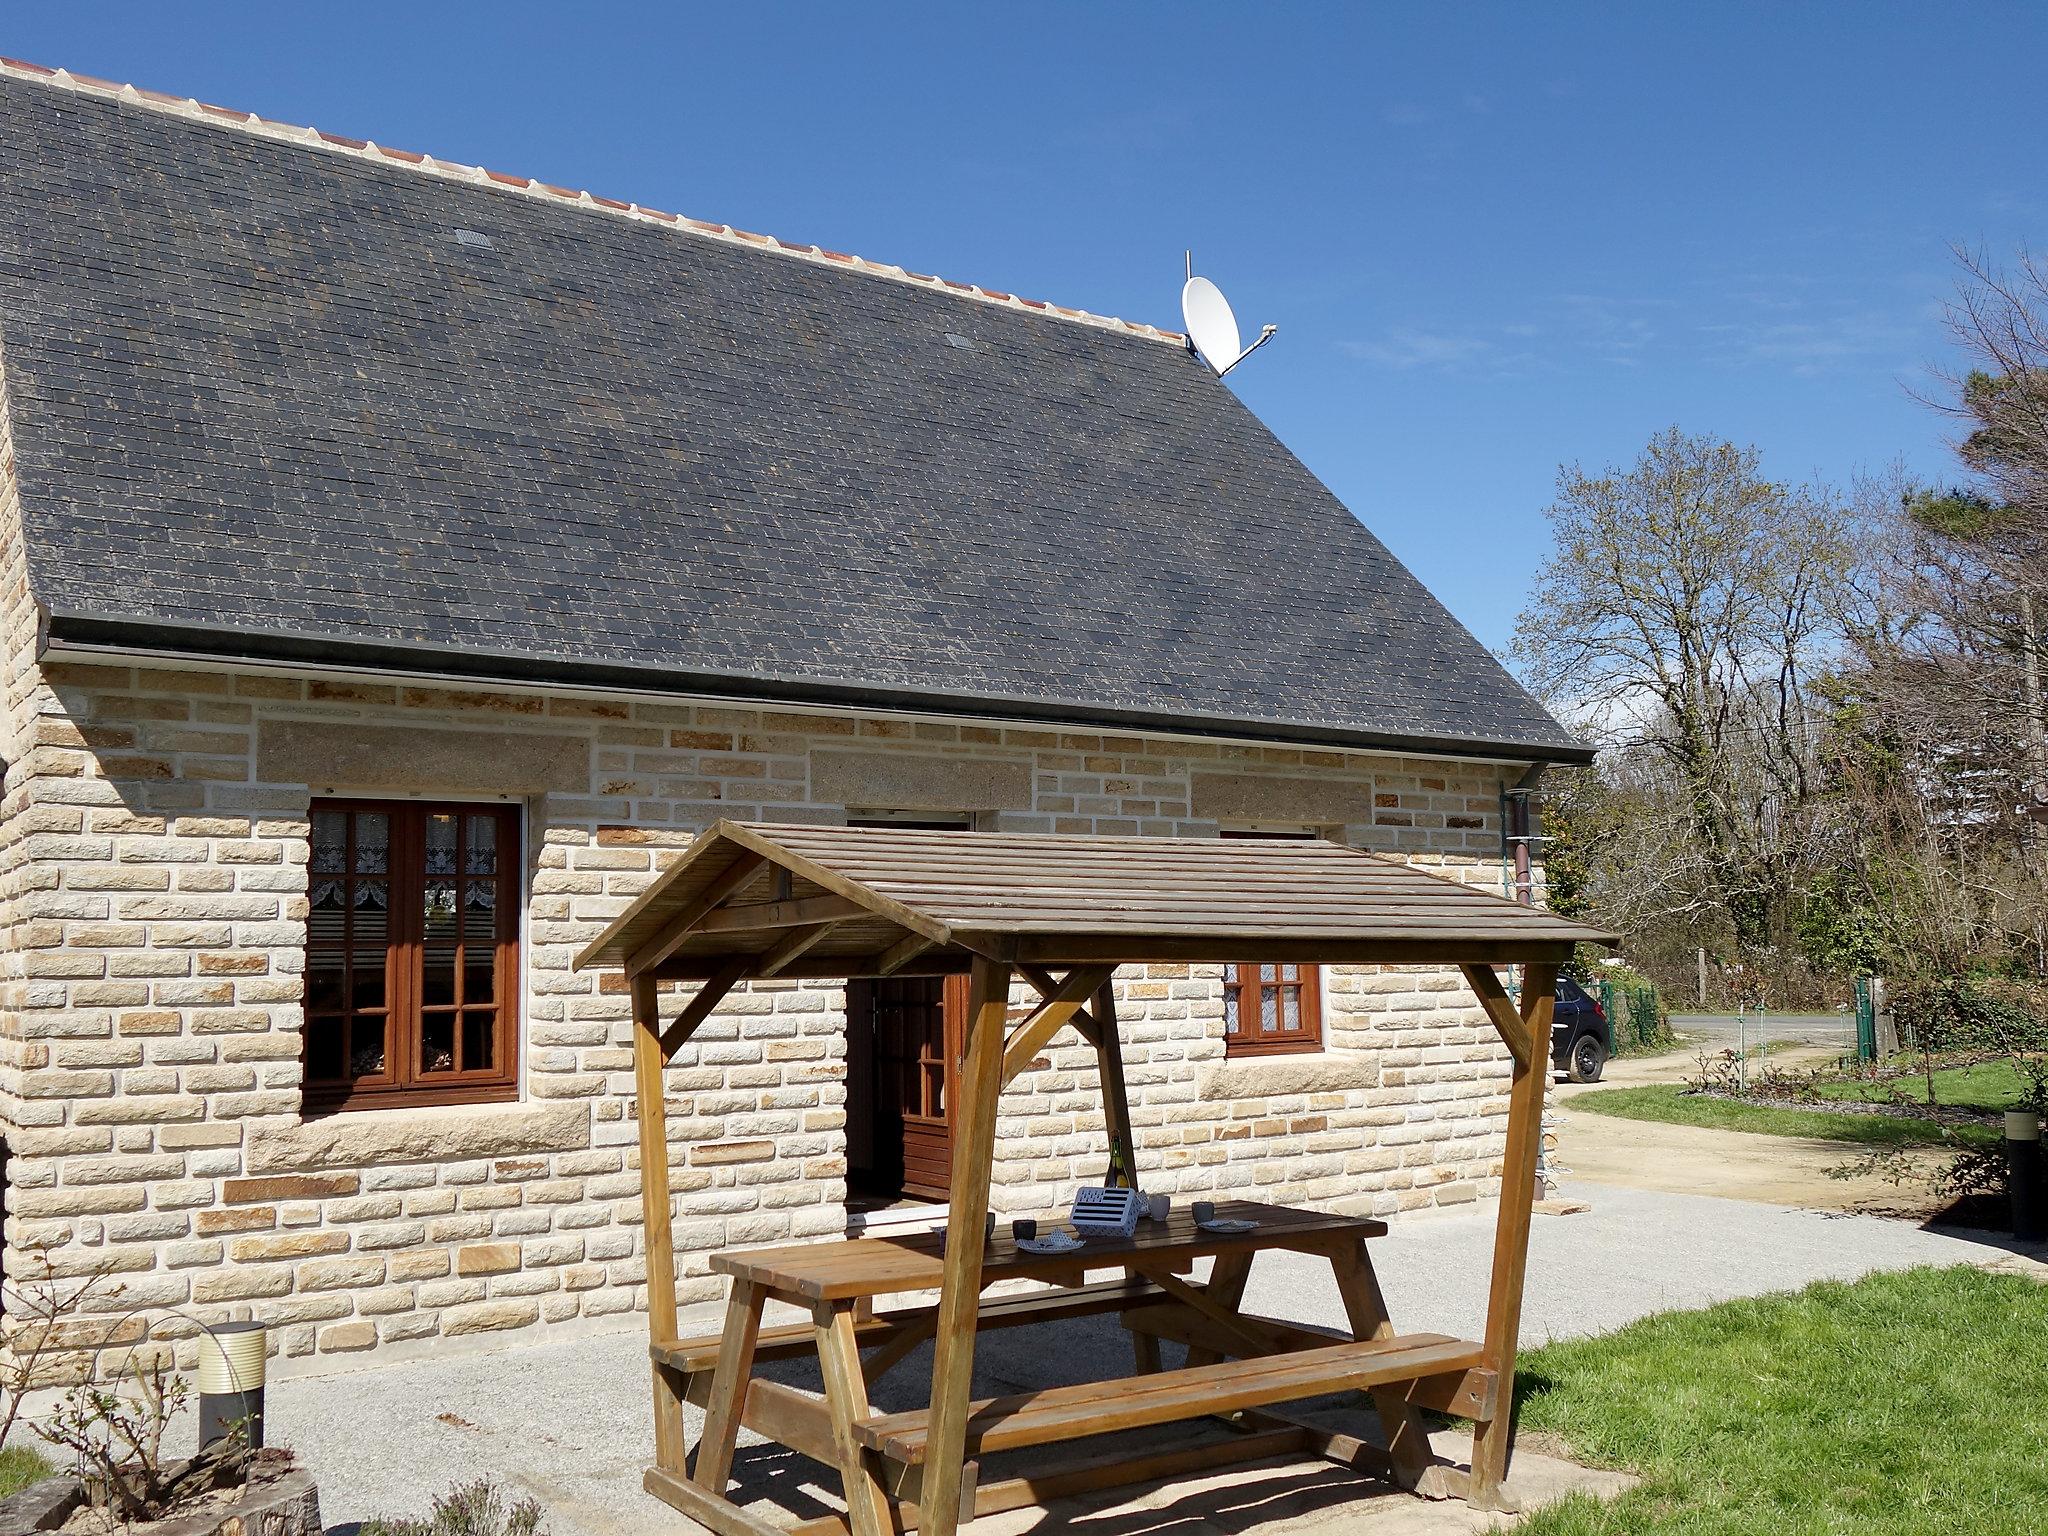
[1469,961,1556,1509]
[1180,1251,1251,1370]
[1091,978,1137,1188]
[1131,1328,1163,1375]
[693,1279,765,1494]
[918,954,1010,1536]
[814,1302,893,1536]
[1332,1242,1441,1495]
[632,974,688,1476]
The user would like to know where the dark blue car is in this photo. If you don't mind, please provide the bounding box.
[1549,976,1610,1083]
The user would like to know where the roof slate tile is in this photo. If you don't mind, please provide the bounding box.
[0,67,1583,760]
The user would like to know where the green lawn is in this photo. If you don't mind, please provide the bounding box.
[0,1445,53,1497]
[1517,1265,2048,1534]
[1813,1059,2032,1114]
[1570,1083,1999,1148]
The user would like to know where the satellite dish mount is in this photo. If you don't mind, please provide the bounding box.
[1181,252,1277,378]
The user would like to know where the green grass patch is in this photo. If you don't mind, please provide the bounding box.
[0,1444,55,1497]
[1813,1059,2030,1114]
[1570,1082,1998,1148]
[1517,1265,2048,1535]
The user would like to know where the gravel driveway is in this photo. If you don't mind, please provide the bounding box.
[257,1182,2009,1533]
[1669,1011,1856,1051]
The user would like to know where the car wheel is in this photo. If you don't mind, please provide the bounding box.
[1567,1032,1607,1084]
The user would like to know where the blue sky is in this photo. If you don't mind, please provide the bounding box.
[9,4,2044,653]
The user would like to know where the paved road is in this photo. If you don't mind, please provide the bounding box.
[256,1183,2016,1533]
[1669,1010,1856,1051]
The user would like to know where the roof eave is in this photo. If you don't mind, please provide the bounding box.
[41,610,1597,767]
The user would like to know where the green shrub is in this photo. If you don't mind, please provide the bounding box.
[1589,961,1673,1055]
[1890,978,2047,1056]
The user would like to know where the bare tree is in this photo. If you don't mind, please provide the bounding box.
[1931,247,2048,831]
[1800,250,2048,980]
[1517,254,2048,994]
[1513,427,1852,955]
[1936,246,2048,520]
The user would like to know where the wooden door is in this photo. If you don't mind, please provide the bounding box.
[848,974,967,1199]
[844,817,972,1202]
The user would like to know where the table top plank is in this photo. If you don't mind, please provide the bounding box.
[710,1201,1385,1302]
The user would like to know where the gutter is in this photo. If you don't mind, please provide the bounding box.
[40,609,1596,768]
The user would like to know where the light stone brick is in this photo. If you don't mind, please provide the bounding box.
[443,1300,541,1336]
[455,1243,521,1277]
[192,1269,293,1303]
[298,1257,385,1291]
[228,1232,347,1262]
[317,1322,378,1352]
[389,1251,453,1281]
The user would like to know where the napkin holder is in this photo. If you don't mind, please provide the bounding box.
[1069,1185,1144,1239]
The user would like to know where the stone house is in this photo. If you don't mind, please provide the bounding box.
[0,59,1588,1374]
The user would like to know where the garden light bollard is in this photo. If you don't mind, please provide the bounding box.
[197,1321,267,1451]
[2006,1113,2044,1244]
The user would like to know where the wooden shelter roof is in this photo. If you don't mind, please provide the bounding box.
[573,820,1614,982]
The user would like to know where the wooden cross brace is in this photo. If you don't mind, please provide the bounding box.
[1000,965,1115,1083]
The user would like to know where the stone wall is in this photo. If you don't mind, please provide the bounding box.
[0,648,1529,1376]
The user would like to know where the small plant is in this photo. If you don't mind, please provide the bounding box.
[0,1264,287,1521]
[41,1353,180,1518]
[39,1350,252,1521]
[362,1479,547,1536]
[1686,1047,1820,1104]
[0,1252,131,1493]
[1824,1144,1931,1185]
[2,1262,114,1403]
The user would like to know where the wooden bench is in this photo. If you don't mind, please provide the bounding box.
[652,1276,1169,1376]
[851,1332,1488,1465]
[1121,1299,1344,1359]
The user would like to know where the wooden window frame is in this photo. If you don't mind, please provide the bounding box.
[303,799,522,1114]
[1222,962,1324,1057]
[1221,828,1325,1057]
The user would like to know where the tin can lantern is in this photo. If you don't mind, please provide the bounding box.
[196,1321,267,1451]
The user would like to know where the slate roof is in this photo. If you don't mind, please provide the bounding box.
[0,64,1586,763]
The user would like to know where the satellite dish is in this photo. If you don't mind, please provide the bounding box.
[1180,254,1278,378]
[1181,276,1241,372]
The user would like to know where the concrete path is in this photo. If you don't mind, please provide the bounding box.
[257,1183,2019,1534]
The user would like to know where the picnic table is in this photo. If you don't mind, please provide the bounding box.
[572,822,1608,1532]
[645,1199,1493,1536]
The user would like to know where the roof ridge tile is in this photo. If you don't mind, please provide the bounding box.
[0,56,1186,347]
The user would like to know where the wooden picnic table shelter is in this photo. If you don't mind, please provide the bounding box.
[573,820,1614,1536]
